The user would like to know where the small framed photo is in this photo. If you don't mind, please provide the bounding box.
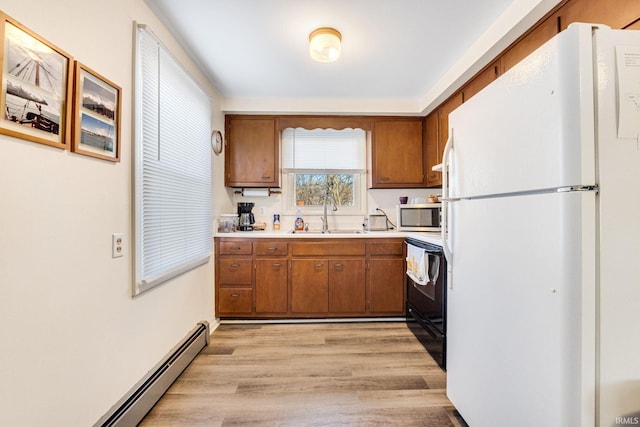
[71,62,121,162]
[0,13,73,149]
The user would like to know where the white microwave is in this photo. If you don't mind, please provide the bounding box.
[396,203,442,231]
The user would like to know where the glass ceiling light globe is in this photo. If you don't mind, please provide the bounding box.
[309,27,342,63]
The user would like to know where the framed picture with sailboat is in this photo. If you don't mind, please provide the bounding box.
[0,13,73,149]
[71,62,121,162]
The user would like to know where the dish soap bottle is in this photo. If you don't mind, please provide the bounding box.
[294,207,305,231]
[273,214,280,231]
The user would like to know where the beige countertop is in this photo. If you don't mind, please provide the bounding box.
[214,229,443,246]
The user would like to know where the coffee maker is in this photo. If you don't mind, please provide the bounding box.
[237,202,255,231]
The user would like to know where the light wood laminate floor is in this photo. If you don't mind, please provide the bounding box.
[140,322,463,427]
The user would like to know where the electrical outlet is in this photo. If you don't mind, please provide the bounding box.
[112,233,124,258]
[259,207,265,215]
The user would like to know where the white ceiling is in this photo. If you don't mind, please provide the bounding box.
[145,0,559,115]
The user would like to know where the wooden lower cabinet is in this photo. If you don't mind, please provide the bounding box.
[215,237,405,319]
[291,259,329,313]
[218,287,253,314]
[329,259,366,314]
[368,258,405,314]
[255,259,288,313]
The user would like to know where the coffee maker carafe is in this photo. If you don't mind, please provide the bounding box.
[237,202,255,231]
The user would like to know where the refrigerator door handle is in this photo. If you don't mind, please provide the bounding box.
[441,127,454,284]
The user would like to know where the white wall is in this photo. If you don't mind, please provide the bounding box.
[0,1,227,425]
[230,187,440,231]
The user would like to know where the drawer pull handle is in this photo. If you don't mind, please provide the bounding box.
[272,263,282,267]
[267,247,278,251]
[334,263,343,267]
[230,263,240,268]
[231,294,240,297]
[261,175,271,180]
[315,263,324,268]
[231,246,241,251]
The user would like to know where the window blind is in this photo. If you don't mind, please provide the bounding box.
[134,24,212,295]
[281,128,366,173]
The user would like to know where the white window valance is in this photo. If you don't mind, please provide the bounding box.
[281,127,366,173]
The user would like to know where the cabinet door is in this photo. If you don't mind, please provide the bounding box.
[424,113,441,187]
[255,259,288,313]
[561,0,640,30]
[368,258,405,314]
[437,93,463,164]
[501,13,560,73]
[462,60,501,102]
[371,119,425,188]
[225,117,279,187]
[328,259,366,313]
[291,259,328,313]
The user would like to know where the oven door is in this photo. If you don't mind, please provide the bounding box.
[405,239,447,369]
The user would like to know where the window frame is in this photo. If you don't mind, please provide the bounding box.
[281,127,367,216]
[282,172,366,216]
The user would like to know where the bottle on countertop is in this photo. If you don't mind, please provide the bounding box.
[273,214,280,230]
[294,207,305,231]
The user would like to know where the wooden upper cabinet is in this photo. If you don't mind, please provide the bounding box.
[438,92,463,155]
[370,119,425,188]
[462,60,501,102]
[561,0,640,30]
[501,13,560,73]
[225,116,280,187]
[424,113,441,187]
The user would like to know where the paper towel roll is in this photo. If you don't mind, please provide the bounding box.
[242,189,269,197]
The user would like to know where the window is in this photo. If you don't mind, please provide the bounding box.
[133,24,212,295]
[282,128,366,215]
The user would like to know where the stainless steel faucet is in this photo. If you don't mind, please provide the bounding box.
[321,179,338,233]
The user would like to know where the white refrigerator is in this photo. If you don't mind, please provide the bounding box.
[441,23,640,427]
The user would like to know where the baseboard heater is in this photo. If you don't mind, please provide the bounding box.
[94,321,210,427]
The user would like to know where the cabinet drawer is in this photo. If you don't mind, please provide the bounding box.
[218,259,252,284]
[291,242,365,256]
[219,241,252,255]
[255,241,288,256]
[369,241,404,256]
[219,287,253,314]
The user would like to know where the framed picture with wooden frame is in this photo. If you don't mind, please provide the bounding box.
[71,62,121,162]
[0,12,73,149]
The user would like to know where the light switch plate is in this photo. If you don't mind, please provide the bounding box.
[112,233,124,258]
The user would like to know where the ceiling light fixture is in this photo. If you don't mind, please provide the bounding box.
[309,27,342,63]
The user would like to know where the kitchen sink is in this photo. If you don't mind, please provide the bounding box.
[288,229,364,234]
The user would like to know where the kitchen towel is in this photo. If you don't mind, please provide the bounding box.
[406,244,429,286]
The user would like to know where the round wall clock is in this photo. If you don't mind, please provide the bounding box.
[211,130,223,155]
